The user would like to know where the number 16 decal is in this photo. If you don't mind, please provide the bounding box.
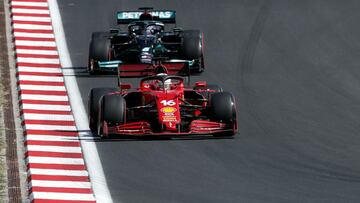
[160,100,176,106]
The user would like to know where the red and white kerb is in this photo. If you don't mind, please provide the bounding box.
[10,0,96,202]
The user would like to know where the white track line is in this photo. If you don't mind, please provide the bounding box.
[26,135,78,142]
[29,169,88,176]
[31,193,95,201]
[24,124,77,131]
[19,85,65,91]
[14,32,55,39]
[11,2,48,7]
[12,9,50,15]
[13,24,53,30]
[17,67,62,73]
[14,40,56,47]
[23,114,74,121]
[18,75,64,82]
[27,145,82,153]
[17,58,60,64]
[20,94,69,101]
[16,48,58,55]
[48,0,113,202]
[13,16,51,22]
[27,157,84,165]
[21,104,71,111]
[30,180,91,188]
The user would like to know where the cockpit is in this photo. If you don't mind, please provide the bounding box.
[141,76,183,91]
[128,22,164,36]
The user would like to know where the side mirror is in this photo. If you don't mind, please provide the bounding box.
[120,83,132,90]
[194,81,207,88]
[141,82,151,91]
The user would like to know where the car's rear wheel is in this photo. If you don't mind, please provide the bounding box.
[182,30,204,73]
[88,32,112,75]
[209,92,237,137]
[88,88,118,133]
[98,94,126,138]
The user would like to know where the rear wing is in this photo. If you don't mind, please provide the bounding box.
[117,10,176,24]
[118,61,189,78]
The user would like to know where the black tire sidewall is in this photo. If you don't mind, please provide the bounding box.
[88,32,112,73]
[209,92,236,123]
[100,94,126,126]
[88,88,118,132]
[182,30,203,60]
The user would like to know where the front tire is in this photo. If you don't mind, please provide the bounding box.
[88,32,112,75]
[182,30,204,73]
[88,88,118,132]
[98,94,126,138]
[209,92,237,137]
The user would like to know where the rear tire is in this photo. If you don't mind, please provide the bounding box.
[88,88,118,133]
[98,94,126,138]
[88,32,112,75]
[209,92,236,137]
[182,30,204,73]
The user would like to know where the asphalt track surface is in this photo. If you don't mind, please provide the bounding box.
[58,1,360,202]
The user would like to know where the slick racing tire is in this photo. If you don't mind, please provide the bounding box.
[182,30,204,73]
[98,94,126,138]
[88,88,117,133]
[209,92,237,137]
[88,32,112,75]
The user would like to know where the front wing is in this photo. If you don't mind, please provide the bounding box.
[103,120,236,136]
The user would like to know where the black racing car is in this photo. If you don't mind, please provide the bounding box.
[88,7,204,75]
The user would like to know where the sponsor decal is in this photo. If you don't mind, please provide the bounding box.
[118,11,174,20]
[162,115,177,122]
[151,11,173,18]
[161,107,177,113]
[160,99,176,106]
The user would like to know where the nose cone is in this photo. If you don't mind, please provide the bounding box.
[157,93,181,132]
[164,121,178,131]
[160,106,180,131]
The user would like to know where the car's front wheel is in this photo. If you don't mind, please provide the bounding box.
[88,32,112,75]
[209,92,237,137]
[88,88,118,132]
[182,30,204,73]
[98,94,126,138]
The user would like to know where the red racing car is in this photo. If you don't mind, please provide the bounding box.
[88,66,237,138]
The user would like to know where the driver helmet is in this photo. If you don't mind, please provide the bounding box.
[128,23,144,35]
[164,79,172,91]
[146,24,163,35]
[146,25,155,35]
